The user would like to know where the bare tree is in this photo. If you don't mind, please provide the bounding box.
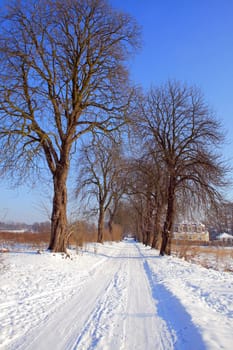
[137,81,228,255]
[0,0,140,252]
[76,136,126,243]
[126,152,167,248]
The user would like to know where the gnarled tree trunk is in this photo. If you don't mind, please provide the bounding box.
[49,160,70,253]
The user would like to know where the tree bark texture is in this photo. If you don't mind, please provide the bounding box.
[160,177,175,256]
[98,207,105,243]
[48,164,70,253]
[151,210,162,249]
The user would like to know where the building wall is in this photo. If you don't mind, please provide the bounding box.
[172,223,209,241]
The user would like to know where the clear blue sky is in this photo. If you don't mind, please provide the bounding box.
[1,0,233,223]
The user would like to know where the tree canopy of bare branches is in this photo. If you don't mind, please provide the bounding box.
[76,136,126,243]
[136,81,228,255]
[0,0,140,252]
[125,150,167,248]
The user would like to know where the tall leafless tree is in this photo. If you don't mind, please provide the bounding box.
[137,81,228,255]
[0,0,140,252]
[76,136,126,243]
[126,151,167,248]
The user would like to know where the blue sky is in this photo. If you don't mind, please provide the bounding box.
[1,0,233,223]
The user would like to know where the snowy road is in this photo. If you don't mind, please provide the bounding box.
[1,240,233,349]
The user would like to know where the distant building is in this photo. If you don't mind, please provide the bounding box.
[216,232,233,243]
[172,223,209,241]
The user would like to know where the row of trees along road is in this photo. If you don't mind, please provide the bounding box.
[130,83,228,255]
[0,0,229,254]
[75,82,228,255]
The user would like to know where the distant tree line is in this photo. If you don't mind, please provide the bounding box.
[0,222,31,231]
[0,221,51,233]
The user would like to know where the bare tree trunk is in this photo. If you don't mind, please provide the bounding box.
[108,219,113,237]
[142,231,147,245]
[98,207,104,243]
[49,177,68,253]
[151,216,161,249]
[146,230,151,246]
[151,232,158,249]
[144,195,153,246]
[160,177,175,256]
[141,225,146,245]
[151,205,163,249]
[160,220,170,256]
[108,209,114,238]
[48,158,70,253]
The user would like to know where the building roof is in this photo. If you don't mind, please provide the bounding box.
[216,233,233,240]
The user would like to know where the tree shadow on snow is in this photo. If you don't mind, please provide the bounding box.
[143,260,206,350]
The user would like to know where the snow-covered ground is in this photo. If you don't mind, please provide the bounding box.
[0,239,233,350]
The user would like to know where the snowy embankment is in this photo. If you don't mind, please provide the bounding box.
[0,240,233,350]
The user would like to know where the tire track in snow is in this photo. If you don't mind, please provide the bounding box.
[2,254,109,350]
[5,250,127,350]
[72,259,128,350]
[120,242,174,350]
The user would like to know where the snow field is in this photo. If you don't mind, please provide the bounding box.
[0,240,233,349]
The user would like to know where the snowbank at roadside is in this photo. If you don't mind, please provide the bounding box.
[140,246,233,349]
